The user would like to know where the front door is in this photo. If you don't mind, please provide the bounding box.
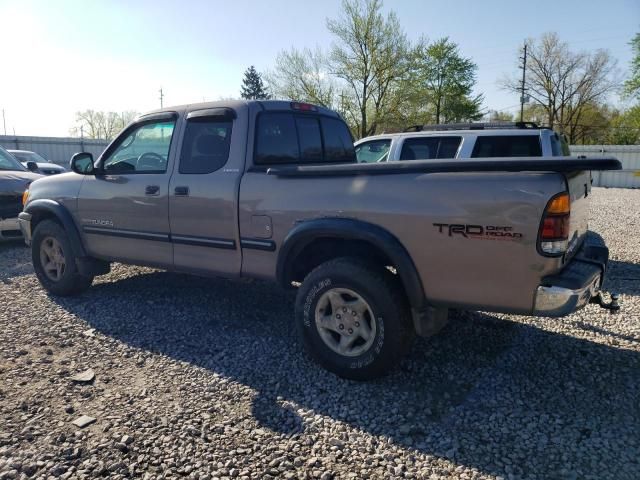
[76,115,177,268]
[168,109,241,277]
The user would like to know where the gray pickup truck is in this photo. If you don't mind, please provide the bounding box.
[19,100,621,379]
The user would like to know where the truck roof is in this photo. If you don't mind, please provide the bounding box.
[141,100,340,118]
[355,128,549,144]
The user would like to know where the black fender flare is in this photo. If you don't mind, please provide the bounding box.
[276,218,427,310]
[24,199,87,257]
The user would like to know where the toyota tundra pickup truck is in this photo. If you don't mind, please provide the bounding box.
[19,100,621,379]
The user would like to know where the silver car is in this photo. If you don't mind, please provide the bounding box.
[0,146,42,240]
[8,149,66,175]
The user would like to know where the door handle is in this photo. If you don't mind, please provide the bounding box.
[145,185,160,195]
[174,186,189,196]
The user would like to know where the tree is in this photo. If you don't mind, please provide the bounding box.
[623,32,640,101]
[412,38,483,124]
[70,110,138,139]
[266,48,337,108]
[240,65,270,100]
[326,0,412,138]
[501,32,618,142]
[487,110,515,122]
[608,105,640,144]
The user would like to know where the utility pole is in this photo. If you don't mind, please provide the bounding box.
[519,43,528,123]
[159,87,164,108]
[2,109,6,136]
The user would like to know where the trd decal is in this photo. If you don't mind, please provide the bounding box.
[433,223,523,240]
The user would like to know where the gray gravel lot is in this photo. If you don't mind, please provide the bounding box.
[1,187,639,480]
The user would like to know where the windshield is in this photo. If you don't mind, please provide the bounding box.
[0,147,27,171]
[10,151,48,163]
[355,139,391,163]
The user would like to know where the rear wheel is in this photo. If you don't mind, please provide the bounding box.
[295,257,414,380]
[32,220,93,296]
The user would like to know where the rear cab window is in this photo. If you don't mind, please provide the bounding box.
[399,136,461,161]
[471,135,542,157]
[255,112,355,165]
[550,132,571,156]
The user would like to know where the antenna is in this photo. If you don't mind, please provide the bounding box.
[159,87,164,108]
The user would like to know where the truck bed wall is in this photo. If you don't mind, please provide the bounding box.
[239,170,568,314]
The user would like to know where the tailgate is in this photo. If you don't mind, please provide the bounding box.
[564,170,591,263]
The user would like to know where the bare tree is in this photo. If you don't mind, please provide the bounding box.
[266,47,337,108]
[501,32,618,141]
[70,110,138,140]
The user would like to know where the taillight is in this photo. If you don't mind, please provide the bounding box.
[290,102,318,112]
[539,192,570,255]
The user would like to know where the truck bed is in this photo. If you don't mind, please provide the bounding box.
[266,156,621,177]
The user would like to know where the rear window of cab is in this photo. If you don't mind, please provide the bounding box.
[255,113,355,165]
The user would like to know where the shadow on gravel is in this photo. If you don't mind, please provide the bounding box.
[52,271,640,479]
[604,260,640,296]
[0,241,32,283]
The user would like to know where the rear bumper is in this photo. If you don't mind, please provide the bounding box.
[18,211,32,245]
[0,216,23,241]
[533,231,608,317]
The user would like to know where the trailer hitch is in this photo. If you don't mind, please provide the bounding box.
[590,292,620,312]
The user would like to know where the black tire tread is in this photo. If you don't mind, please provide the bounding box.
[295,256,415,380]
[32,219,93,296]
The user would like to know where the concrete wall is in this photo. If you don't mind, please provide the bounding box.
[570,145,640,189]
[0,135,109,168]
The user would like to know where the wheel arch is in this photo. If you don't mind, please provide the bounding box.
[25,199,87,257]
[277,218,426,310]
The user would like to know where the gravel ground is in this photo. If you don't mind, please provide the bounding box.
[0,187,639,480]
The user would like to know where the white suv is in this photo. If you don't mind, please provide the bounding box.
[354,122,571,163]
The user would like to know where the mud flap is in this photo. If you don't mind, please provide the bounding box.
[412,306,449,337]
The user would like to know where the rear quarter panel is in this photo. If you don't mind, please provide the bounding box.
[239,171,568,314]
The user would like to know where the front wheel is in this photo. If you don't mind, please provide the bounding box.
[295,257,415,380]
[32,220,94,296]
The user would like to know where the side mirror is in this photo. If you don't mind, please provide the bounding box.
[26,161,39,172]
[70,152,95,175]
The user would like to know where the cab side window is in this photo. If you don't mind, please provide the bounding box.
[179,118,233,174]
[471,135,542,157]
[102,120,176,174]
[399,137,461,160]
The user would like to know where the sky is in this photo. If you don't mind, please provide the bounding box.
[0,0,638,137]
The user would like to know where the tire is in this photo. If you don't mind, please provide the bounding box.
[32,219,94,296]
[295,257,415,380]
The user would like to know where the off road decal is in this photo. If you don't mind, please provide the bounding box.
[433,223,523,240]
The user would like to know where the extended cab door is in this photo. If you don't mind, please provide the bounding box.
[168,108,242,277]
[76,113,177,267]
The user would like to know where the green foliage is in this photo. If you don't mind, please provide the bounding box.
[411,37,483,124]
[607,105,640,144]
[623,32,640,101]
[268,0,484,138]
[240,66,270,100]
[326,0,412,138]
[487,110,515,122]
